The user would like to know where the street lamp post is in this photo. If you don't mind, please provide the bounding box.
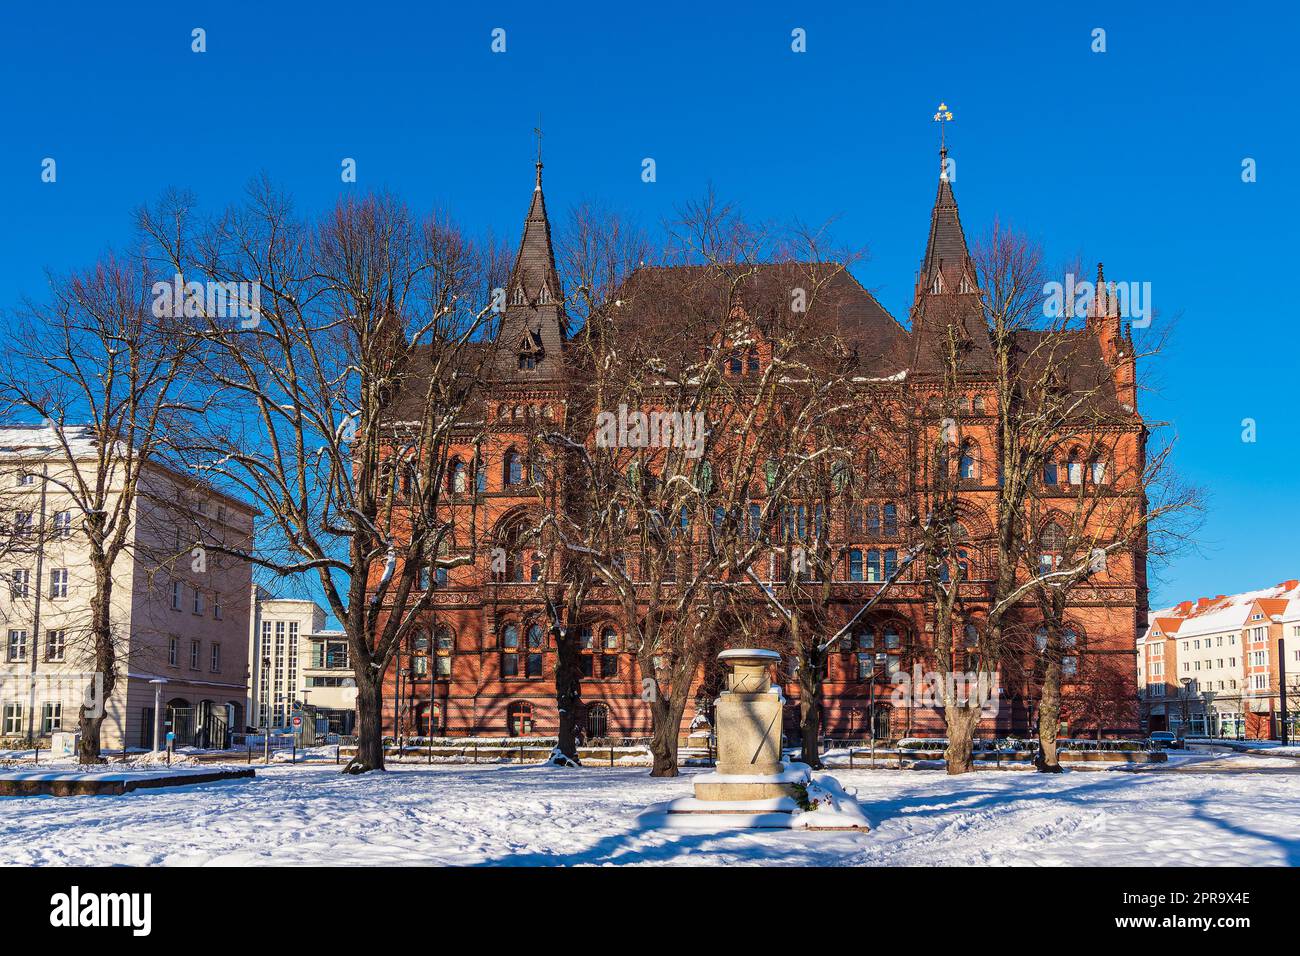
[148,679,167,752]
[1278,635,1289,746]
[868,652,887,768]
[1180,677,1192,740]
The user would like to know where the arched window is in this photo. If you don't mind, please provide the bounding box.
[883,548,898,578]
[412,629,430,678]
[449,457,467,494]
[506,701,533,736]
[729,352,743,375]
[475,457,487,493]
[867,549,882,583]
[959,441,979,480]
[698,461,713,493]
[502,622,543,679]
[586,701,609,739]
[434,625,454,678]
[503,449,522,488]
[1090,457,1108,485]
[1039,522,1067,574]
[746,347,760,374]
[1067,449,1084,485]
[1043,457,1059,486]
[964,622,979,648]
[883,503,898,537]
[526,622,545,677]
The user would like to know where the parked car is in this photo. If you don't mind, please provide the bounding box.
[1148,731,1182,750]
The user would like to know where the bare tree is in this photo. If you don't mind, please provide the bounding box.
[145,185,500,773]
[0,251,198,762]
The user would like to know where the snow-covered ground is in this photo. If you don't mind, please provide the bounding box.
[3,757,1300,866]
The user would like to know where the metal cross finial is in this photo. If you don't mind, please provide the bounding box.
[533,117,544,188]
[933,102,954,177]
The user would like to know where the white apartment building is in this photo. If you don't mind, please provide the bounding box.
[0,425,255,750]
[248,592,356,734]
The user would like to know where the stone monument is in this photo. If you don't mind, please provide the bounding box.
[645,647,871,831]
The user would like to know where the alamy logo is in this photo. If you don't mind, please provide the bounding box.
[595,404,706,459]
[889,665,1001,716]
[151,273,261,328]
[1042,273,1151,328]
[49,886,151,936]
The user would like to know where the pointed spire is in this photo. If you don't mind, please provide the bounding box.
[494,155,568,380]
[919,172,973,287]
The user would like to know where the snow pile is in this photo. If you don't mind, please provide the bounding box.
[131,750,200,768]
[792,774,872,830]
[546,747,580,768]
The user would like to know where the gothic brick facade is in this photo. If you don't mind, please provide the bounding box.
[377,157,1146,742]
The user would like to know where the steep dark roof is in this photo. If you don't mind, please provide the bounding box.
[1009,329,1132,419]
[909,170,993,377]
[598,262,910,378]
[491,163,568,383]
[920,177,973,280]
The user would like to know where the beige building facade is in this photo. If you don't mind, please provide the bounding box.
[0,426,256,751]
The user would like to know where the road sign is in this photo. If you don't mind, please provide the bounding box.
[292,715,303,728]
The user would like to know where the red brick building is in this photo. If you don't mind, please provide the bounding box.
[379,156,1147,742]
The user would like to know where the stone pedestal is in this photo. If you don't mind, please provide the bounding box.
[645,647,871,832]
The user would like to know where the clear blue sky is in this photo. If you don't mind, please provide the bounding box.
[0,1,1294,610]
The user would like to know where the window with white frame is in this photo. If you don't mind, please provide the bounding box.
[16,471,34,487]
[53,510,72,539]
[210,643,221,673]
[189,639,200,670]
[171,580,183,610]
[192,588,204,615]
[49,568,68,599]
[14,511,32,538]
[2,702,23,735]
[1252,673,1268,691]
[213,593,222,620]
[45,629,65,662]
[7,629,27,662]
[168,635,179,667]
[10,569,29,599]
[40,701,62,734]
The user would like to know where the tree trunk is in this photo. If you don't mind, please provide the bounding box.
[943,701,981,775]
[76,578,115,764]
[346,667,386,774]
[648,695,687,777]
[797,662,824,769]
[554,634,582,765]
[1036,659,1063,773]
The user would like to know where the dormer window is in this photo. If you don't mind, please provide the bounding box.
[517,331,543,371]
[931,275,942,294]
[511,285,526,306]
[538,284,551,305]
[959,276,972,294]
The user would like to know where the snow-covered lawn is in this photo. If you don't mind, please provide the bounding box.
[3,760,1299,866]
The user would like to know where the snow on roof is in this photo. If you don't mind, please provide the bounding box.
[0,424,104,459]
[1174,604,1254,639]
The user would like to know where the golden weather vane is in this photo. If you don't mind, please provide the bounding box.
[933,102,954,178]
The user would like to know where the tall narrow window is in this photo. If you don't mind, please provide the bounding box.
[848,549,864,582]
[883,503,898,537]
[867,549,881,583]
[503,450,522,487]
[7,629,27,662]
[45,629,65,662]
[501,623,520,677]
[450,458,467,494]
[49,569,68,599]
